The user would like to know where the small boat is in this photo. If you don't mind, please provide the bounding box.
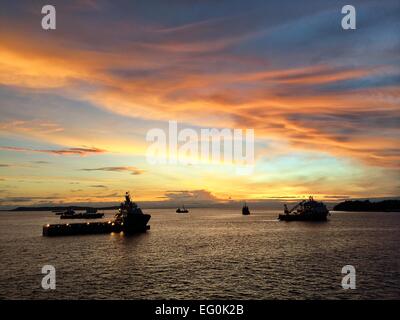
[176,205,189,213]
[242,203,250,215]
[279,196,329,221]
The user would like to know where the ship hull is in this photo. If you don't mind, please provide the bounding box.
[123,214,151,233]
[278,212,328,221]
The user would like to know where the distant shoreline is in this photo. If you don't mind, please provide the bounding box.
[2,206,120,212]
[2,199,399,212]
[333,200,400,212]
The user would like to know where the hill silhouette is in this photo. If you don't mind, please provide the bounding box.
[333,200,400,212]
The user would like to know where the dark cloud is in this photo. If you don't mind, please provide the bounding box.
[0,146,106,156]
[90,192,119,198]
[0,195,61,202]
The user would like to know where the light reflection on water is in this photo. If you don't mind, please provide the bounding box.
[0,209,399,299]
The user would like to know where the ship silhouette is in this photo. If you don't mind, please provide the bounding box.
[279,196,329,221]
[176,205,189,213]
[43,192,151,236]
[242,202,250,215]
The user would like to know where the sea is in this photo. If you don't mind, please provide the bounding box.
[0,209,399,299]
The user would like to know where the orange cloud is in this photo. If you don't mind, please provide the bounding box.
[81,166,144,175]
[0,21,398,172]
[0,120,64,134]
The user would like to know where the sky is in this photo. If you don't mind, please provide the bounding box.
[0,0,399,208]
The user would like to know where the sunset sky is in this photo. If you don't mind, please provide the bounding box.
[0,0,399,208]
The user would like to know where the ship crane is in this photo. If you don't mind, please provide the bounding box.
[280,196,329,221]
[284,200,306,214]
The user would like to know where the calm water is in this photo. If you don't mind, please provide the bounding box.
[0,209,399,299]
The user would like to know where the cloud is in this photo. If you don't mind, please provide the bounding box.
[164,189,220,202]
[0,195,61,203]
[0,146,106,156]
[0,120,64,134]
[81,166,144,175]
[0,0,399,200]
[0,164,10,167]
[89,185,107,188]
[0,192,121,206]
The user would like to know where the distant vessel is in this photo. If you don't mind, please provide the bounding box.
[176,205,189,213]
[242,203,250,215]
[279,196,329,221]
[55,208,75,215]
[43,192,151,236]
[60,208,104,219]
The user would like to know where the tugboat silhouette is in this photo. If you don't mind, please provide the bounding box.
[43,192,151,236]
[242,202,250,215]
[176,205,189,213]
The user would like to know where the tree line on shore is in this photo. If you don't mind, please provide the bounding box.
[333,200,400,212]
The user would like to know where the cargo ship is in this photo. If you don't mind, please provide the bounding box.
[43,192,151,236]
[279,196,329,221]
